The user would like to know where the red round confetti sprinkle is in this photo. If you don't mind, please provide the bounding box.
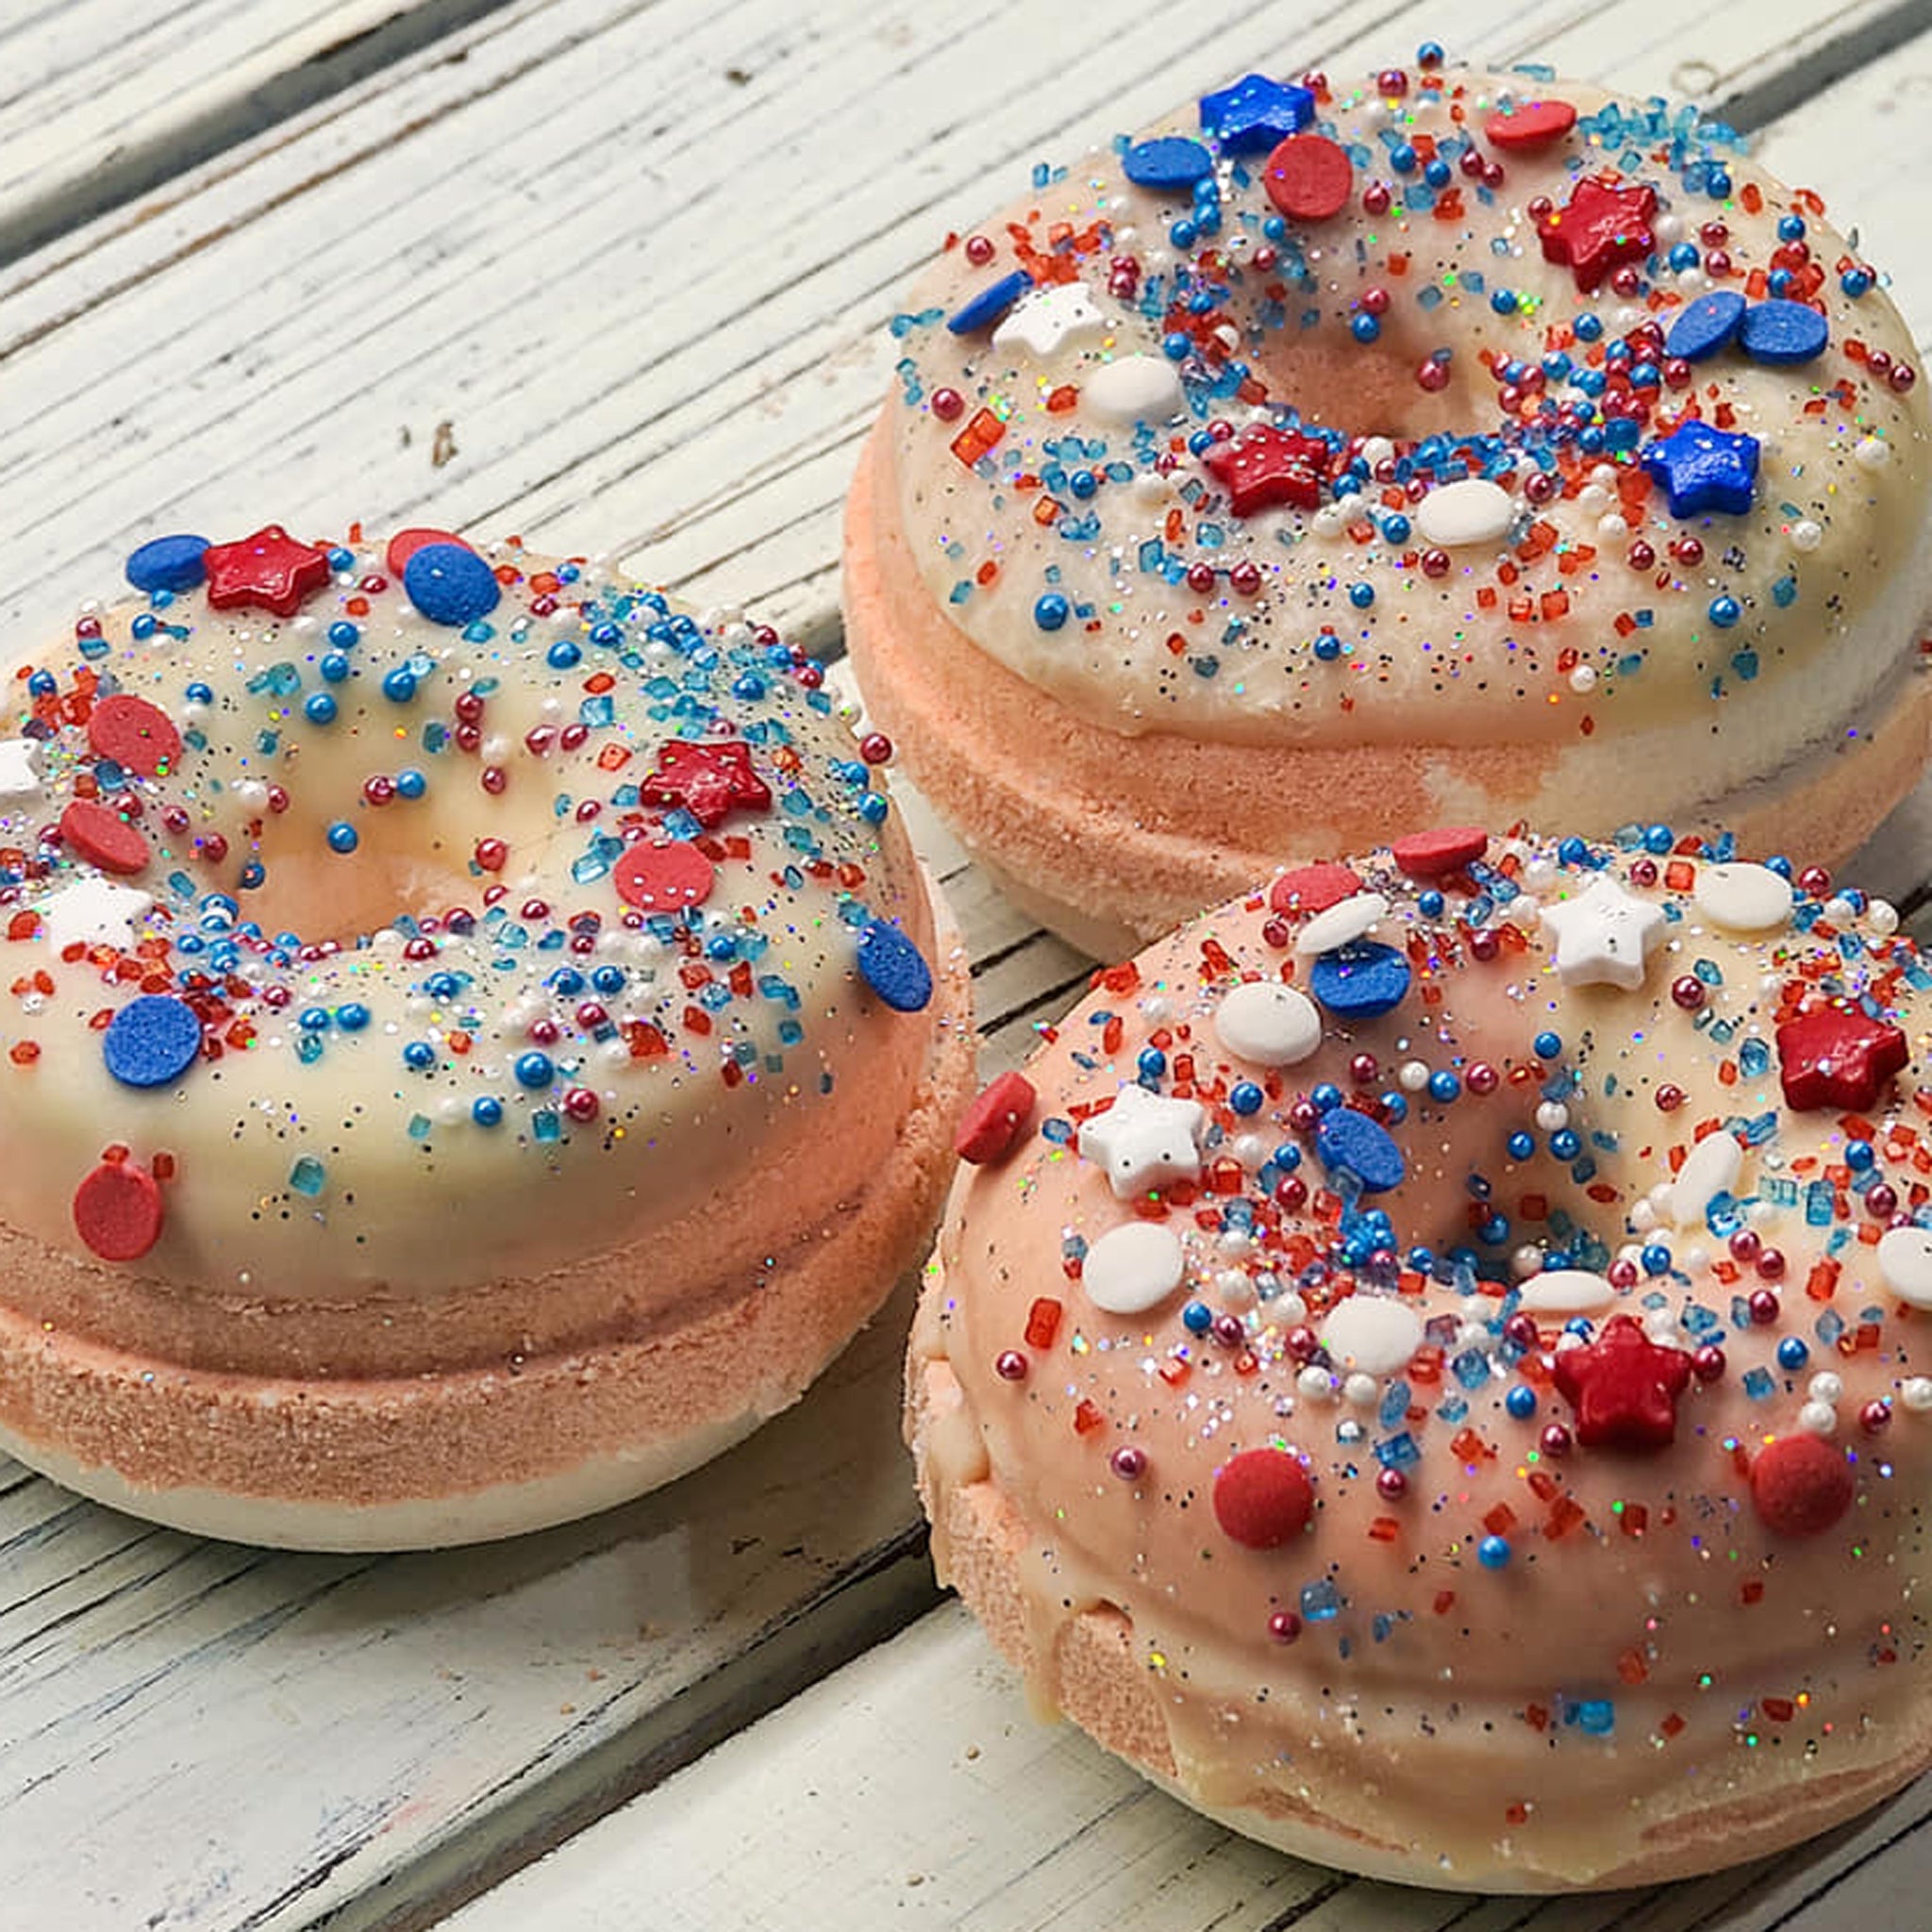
[956,1070,1037,1165]
[1269,860,1361,916]
[87,695,182,777]
[1212,1446,1314,1549]
[59,799,150,875]
[1262,134,1355,222]
[1390,826,1487,878]
[1751,1434,1855,1538]
[385,528,471,576]
[73,1158,163,1261]
[613,840,714,913]
[1485,99,1578,150]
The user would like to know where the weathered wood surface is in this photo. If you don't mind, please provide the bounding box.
[441,1599,1932,1932]
[0,0,1927,1926]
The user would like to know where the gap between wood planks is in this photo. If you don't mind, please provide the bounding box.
[0,0,529,272]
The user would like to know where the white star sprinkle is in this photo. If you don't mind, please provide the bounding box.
[0,738,45,803]
[1078,1083,1206,1198]
[38,877,154,952]
[1538,874,1666,990]
[992,281,1108,358]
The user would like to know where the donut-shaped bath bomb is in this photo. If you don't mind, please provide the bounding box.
[909,825,1932,1888]
[847,56,1932,956]
[0,524,974,1549]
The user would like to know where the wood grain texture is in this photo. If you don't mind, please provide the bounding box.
[0,0,1928,1926]
[436,1598,1932,1932]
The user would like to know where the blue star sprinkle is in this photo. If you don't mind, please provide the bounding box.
[1640,421,1760,517]
[1198,74,1315,153]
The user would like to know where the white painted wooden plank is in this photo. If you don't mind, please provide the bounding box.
[0,3,1924,1928]
[438,1597,1932,1932]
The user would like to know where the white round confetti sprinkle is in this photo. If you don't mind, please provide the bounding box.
[1295,891,1387,955]
[1790,519,1824,552]
[1870,899,1901,936]
[1414,477,1516,548]
[1824,895,1857,924]
[1083,352,1185,424]
[1081,1222,1186,1316]
[1856,437,1891,469]
[1322,1296,1424,1375]
[1878,1226,1932,1308]
[1577,485,1611,516]
[1214,980,1323,1066]
[1360,437,1396,472]
[1535,1101,1571,1134]
[1297,1364,1339,1402]
[1903,1377,1932,1413]
[1511,1244,1544,1279]
[1518,1269,1618,1314]
[1216,1269,1257,1309]
[1693,862,1794,933]
[1666,1131,1743,1229]
[1799,1401,1839,1437]
[1569,664,1598,693]
[1311,506,1347,540]
[1399,1060,1430,1093]
[1808,1373,1844,1405]
[1597,512,1629,541]
[1343,1372,1380,1408]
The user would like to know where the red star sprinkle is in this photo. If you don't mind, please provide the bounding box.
[73,1157,163,1261]
[1262,133,1355,221]
[1551,1314,1693,1451]
[640,739,772,829]
[1750,1434,1855,1539]
[87,694,181,777]
[1213,1446,1315,1548]
[59,799,151,875]
[1202,425,1332,516]
[1484,99,1578,150]
[1774,1004,1910,1112]
[1534,176,1657,292]
[956,1070,1037,1164]
[1391,826,1488,878]
[1269,861,1361,915]
[202,525,333,618]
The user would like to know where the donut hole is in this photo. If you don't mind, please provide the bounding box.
[1249,322,1480,442]
[240,819,470,945]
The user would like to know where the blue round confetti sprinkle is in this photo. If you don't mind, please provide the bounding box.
[945,269,1033,337]
[1777,215,1807,242]
[299,1008,330,1031]
[1308,941,1410,1019]
[1428,1070,1460,1104]
[1550,1128,1582,1160]
[1642,824,1674,854]
[1846,1140,1875,1172]
[337,1002,370,1031]
[1840,268,1874,298]
[403,1041,437,1071]
[1664,291,1745,362]
[1533,1030,1562,1060]
[103,994,202,1090]
[326,821,358,854]
[1309,1082,1342,1113]
[856,919,933,1013]
[1348,581,1375,608]
[125,534,210,595]
[382,667,419,703]
[1478,1535,1512,1570]
[395,769,427,799]
[1739,298,1829,366]
[404,543,501,627]
[1138,1046,1167,1080]
[1315,1107,1406,1193]
[515,1051,556,1089]
[548,640,582,669]
[1573,313,1604,342]
[327,621,360,647]
[304,691,338,724]
[1035,593,1070,632]
[1182,1300,1214,1334]
[1506,1384,1538,1420]
[1229,1079,1264,1116]
[1351,313,1381,343]
[1641,1242,1673,1275]
[1506,1133,1534,1164]
[320,653,351,683]
[1124,136,1214,190]
[1708,595,1741,628]
[1777,1336,1810,1371]
[1380,1092,1408,1124]
[473,1096,505,1127]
